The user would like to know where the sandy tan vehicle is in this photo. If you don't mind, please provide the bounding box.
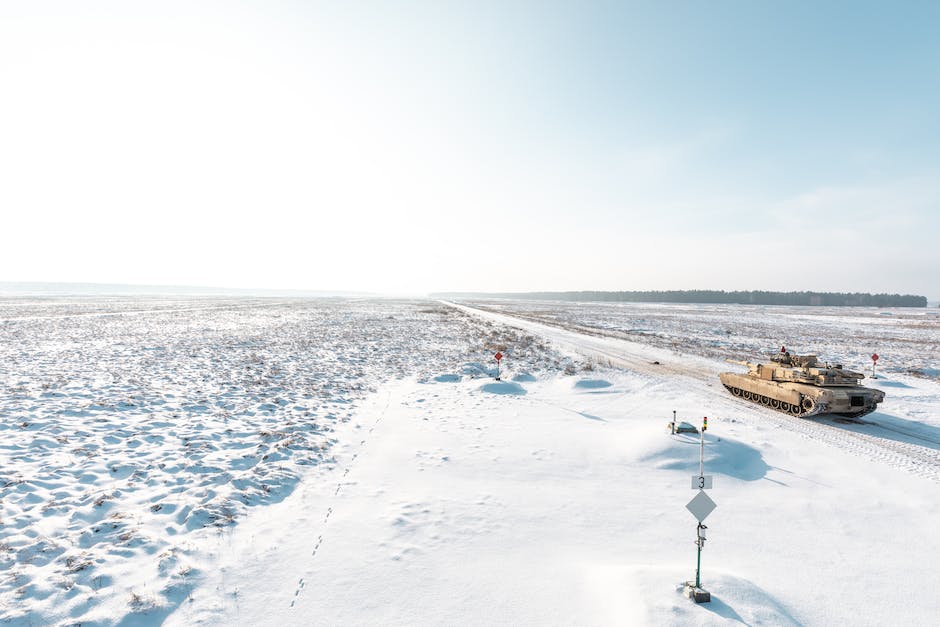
[719,351,885,418]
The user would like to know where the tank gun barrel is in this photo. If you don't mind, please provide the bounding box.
[725,359,752,367]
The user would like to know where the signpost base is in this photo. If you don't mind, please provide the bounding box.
[684,582,711,604]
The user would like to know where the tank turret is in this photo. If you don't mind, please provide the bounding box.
[719,350,885,418]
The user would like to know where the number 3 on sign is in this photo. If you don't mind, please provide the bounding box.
[691,475,713,490]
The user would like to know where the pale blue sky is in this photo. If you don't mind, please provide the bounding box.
[1,1,937,297]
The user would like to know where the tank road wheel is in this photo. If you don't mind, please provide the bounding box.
[760,395,771,406]
[742,391,752,400]
[770,399,781,409]
[788,402,802,416]
[801,397,816,414]
[731,387,742,397]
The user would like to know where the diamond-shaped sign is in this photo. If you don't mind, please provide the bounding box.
[686,490,717,522]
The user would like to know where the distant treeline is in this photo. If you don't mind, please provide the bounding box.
[434,290,928,307]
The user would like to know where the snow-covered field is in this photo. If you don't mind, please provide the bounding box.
[460,299,940,381]
[2,297,938,625]
[0,298,567,625]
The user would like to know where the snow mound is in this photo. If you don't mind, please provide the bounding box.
[643,434,771,482]
[462,362,495,377]
[587,566,800,625]
[480,381,526,395]
[575,378,613,389]
[512,372,537,382]
[433,374,461,383]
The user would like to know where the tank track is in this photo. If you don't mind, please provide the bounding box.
[721,384,878,419]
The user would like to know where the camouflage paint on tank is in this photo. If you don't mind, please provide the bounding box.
[719,351,885,418]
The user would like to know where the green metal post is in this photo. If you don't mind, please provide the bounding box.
[696,422,704,590]
[695,527,702,588]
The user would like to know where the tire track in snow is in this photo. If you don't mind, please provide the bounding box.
[724,396,940,482]
[450,302,940,484]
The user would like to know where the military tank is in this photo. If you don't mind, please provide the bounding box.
[719,350,885,418]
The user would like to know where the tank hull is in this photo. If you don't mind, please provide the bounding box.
[719,372,884,418]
